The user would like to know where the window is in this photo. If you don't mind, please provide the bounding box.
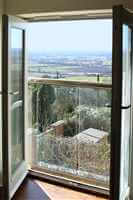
[27,19,112,192]
[2,6,133,200]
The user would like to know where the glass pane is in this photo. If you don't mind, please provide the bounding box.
[122,25,131,106]
[78,87,111,187]
[120,108,131,198]
[29,82,111,188]
[10,28,24,174]
[119,25,132,198]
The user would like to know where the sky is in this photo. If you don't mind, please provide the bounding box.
[28,19,112,53]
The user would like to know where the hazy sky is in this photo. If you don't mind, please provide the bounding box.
[28,19,112,53]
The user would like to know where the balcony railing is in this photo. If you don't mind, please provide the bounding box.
[28,78,112,190]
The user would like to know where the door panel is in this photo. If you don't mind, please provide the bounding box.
[2,15,28,200]
[111,5,133,200]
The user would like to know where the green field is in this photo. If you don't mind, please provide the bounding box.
[30,64,112,84]
[60,76,112,84]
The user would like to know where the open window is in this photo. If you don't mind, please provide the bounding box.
[111,5,133,200]
[2,15,28,199]
[27,18,112,196]
[1,5,133,200]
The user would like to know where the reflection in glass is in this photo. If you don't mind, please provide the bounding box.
[10,28,24,174]
[122,25,131,106]
[120,109,130,198]
[119,25,132,198]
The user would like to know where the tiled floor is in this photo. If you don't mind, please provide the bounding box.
[13,178,108,200]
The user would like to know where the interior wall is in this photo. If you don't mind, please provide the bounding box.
[129,1,133,9]
[4,0,133,15]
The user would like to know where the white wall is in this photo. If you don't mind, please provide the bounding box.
[4,0,133,15]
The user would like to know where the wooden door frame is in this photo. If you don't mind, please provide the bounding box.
[2,15,28,200]
[110,5,133,200]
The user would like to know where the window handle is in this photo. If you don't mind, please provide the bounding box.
[121,105,131,109]
[105,103,131,109]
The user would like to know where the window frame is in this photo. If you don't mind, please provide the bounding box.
[26,15,112,198]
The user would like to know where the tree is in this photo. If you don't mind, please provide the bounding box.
[54,87,77,120]
[31,83,55,132]
[38,84,55,132]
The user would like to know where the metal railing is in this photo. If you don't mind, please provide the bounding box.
[28,77,112,89]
